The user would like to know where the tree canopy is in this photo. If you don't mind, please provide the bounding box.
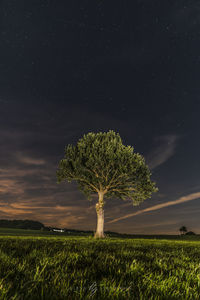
[57,130,158,205]
[179,226,188,235]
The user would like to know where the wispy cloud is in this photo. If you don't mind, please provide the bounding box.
[0,200,89,227]
[146,135,179,170]
[108,192,200,224]
[0,179,25,195]
[17,153,46,165]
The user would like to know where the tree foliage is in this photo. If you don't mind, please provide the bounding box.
[57,130,158,205]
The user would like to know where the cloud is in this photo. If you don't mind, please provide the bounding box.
[0,200,90,227]
[0,102,186,230]
[17,153,46,165]
[146,135,179,170]
[108,192,200,224]
[0,179,25,195]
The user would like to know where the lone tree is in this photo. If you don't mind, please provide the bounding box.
[56,130,158,238]
[179,226,187,235]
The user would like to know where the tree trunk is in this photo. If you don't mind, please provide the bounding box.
[94,192,105,238]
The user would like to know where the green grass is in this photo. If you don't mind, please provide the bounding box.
[0,230,200,299]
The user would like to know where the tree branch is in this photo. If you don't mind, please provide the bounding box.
[68,170,99,193]
[77,178,99,193]
[109,187,136,193]
[106,173,130,190]
[105,169,119,189]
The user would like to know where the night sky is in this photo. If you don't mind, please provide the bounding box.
[1,1,200,234]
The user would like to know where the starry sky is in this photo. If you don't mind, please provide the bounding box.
[0,1,200,234]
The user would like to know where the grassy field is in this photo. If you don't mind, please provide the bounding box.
[0,229,200,299]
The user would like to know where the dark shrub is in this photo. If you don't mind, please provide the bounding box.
[185,231,196,235]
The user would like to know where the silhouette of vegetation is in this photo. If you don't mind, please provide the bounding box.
[0,219,44,230]
[179,226,188,235]
[185,231,196,235]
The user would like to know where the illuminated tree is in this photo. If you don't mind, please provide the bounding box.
[56,130,158,238]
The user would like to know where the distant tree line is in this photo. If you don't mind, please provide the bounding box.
[0,219,45,230]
